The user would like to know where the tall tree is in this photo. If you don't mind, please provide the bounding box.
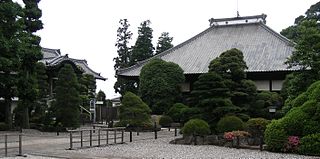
[114,19,133,70]
[131,20,154,64]
[139,58,185,114]
[53,64,81,128]
[32,62,49,123]
[280,2,320,106]
[0,0,24,129]
[155,32,173,55]
[17,0,43,128]
[113,19,138,95]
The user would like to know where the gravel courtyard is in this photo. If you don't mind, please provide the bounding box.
[2,129,320,159]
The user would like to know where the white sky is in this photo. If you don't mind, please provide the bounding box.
[35,0,319,99]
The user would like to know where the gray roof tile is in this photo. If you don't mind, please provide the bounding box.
[118,22,296,77]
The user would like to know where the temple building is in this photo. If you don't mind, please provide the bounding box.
[117,14,296,93]
[40,48,106,96]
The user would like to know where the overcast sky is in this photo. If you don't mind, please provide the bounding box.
[36,0,319,99]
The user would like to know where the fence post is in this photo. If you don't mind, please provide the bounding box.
[130,130,132,142]
[98,129,101,146]
[114,129,117,144]
[174,128,177,136]
[80,131,83,148]
[137,128,139,136]
[18,134,22,156]
[121,129,124,144]
[259,136,263,151]
[69,131,73,150]
[5,134,7,157]
[89,130,92,147]
[106,130,109,145]
[154,122,157,139]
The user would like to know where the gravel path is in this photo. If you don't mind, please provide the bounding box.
[77,136,319,159]
[1,129,320,159]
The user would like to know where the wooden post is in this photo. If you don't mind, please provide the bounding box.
[114,129,117,144]
[98,129,101,146]
[89,130,92,147]
[154,122,157,139]
[260,136,263,151]
[121,129,124,144]
[5,134,7,157]
[106,130,109,145]
[69,131,73,150]
[93,125,95,133]
[137,128,139,136]
[174,128,177,136]
[80,131,83,148]
[130,131,132,142]
[236,136,240,149]
[18,134,22,156]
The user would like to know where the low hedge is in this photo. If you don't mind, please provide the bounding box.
[299,133,320,156]
[216,116,244,133]
[181,119,210,136]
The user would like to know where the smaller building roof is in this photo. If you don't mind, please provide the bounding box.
[40,48,106,80]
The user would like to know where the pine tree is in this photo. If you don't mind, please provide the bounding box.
[0,0,24,129]
[114,19,138,95]
[155,32,173,55]
[119,92,152,128]
[53,64,81,128]
[17,0,43,128]
[131,20,154,64]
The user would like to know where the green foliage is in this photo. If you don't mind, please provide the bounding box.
[209,48,247,81]
[131,20,154,64]
[190,72,238,130]
[216,116,244,133]
[281,107,309,136]
[113,19,138,95]
[167,103,188,122]
[246,118,270,137]
[181,119,211,136]
[53,64,81,128]
[119,92,152,127]
[251,91,282,119]
[78,74,96,109]
[0,122,9,131]
[139,58,185,114]
[299,133,320,156]
[264,120,288,152]
[96,90,106,106]
[159,115,173,127]
[155,32,173,55]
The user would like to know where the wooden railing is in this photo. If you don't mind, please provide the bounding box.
[0,133,23,157]
[68,127,125,150]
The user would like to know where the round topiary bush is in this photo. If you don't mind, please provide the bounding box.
[264,119,288,152]
[159,115,173,127]
[246,118,270,137]
[167,103,188,122]
[299,133,320,156]
[181,119,210,136]
[216,115,244,133]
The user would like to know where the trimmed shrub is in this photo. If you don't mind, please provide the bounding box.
[167,103,188,122]
[119,92,152,128]
[216,116,244,133]
[299,133,320,156]
[246,118,270,137]
[264,120,288,152]
[181,119,210,136]
[281,107,309,136]
[159,115,173,127]
[292,93,308,108]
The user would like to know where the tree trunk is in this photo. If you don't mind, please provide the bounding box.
[5,98,12,129]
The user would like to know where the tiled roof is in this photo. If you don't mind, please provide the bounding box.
[118,19,296,77]
[40,48,106,80]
